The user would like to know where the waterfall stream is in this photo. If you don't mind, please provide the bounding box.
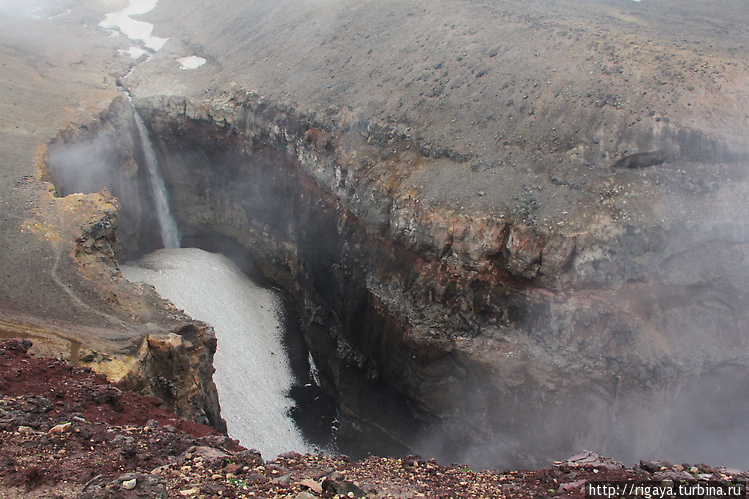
[122,248,312,458]
[109,0,314,460]
[131,108,181,249]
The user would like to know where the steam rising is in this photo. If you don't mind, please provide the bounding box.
[37,0,749,472]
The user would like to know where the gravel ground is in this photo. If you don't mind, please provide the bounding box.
[1,338,747,499]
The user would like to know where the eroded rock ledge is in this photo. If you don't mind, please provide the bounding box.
[30,125,225,435]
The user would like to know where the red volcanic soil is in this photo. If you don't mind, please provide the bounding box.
[0,338,746,499]
[0,339,218,439]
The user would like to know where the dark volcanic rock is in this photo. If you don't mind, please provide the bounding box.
[39,0,749,471]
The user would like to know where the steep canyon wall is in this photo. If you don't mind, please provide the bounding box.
[47,89,749,468]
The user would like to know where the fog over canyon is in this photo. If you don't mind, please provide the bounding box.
[2,0,749,473]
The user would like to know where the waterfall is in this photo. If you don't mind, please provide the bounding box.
[106,0,312,460]
[102,0,178,249]
[132,108,181,249]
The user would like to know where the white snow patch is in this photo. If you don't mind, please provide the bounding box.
[176,56,207,70]
[122,248,311,459]
[99,0,168,52]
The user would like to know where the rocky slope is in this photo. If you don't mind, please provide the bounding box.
[0,0,222,442]
[2,339,747,499]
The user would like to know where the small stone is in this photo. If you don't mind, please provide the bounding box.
[300,478,323,494]
[558,480,587,493]
[17,426,33,434]
[179,488,200,496]
[640,460,660,473]
[122,478,137,490]
[49,422,72,434]
[274,475,291,487]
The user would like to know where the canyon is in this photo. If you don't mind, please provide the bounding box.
[2,0,749,472]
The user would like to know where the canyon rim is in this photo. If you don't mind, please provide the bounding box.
[2,0,749,471]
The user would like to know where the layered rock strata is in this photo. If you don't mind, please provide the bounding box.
[38,0,749,469]
[48,79,749,467]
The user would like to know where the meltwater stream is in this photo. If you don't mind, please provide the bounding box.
[131,108,181,249]
[122,248,312,458]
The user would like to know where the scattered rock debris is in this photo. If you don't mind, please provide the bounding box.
[0,339,747,498]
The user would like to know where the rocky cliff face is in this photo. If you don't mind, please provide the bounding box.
[44,82,745,467]
[42,103,224,436]
[40,0,749,469]
[120,325,225,433]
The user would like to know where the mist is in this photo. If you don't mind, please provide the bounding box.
[35,0,749,472]
[0,0,64,18]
